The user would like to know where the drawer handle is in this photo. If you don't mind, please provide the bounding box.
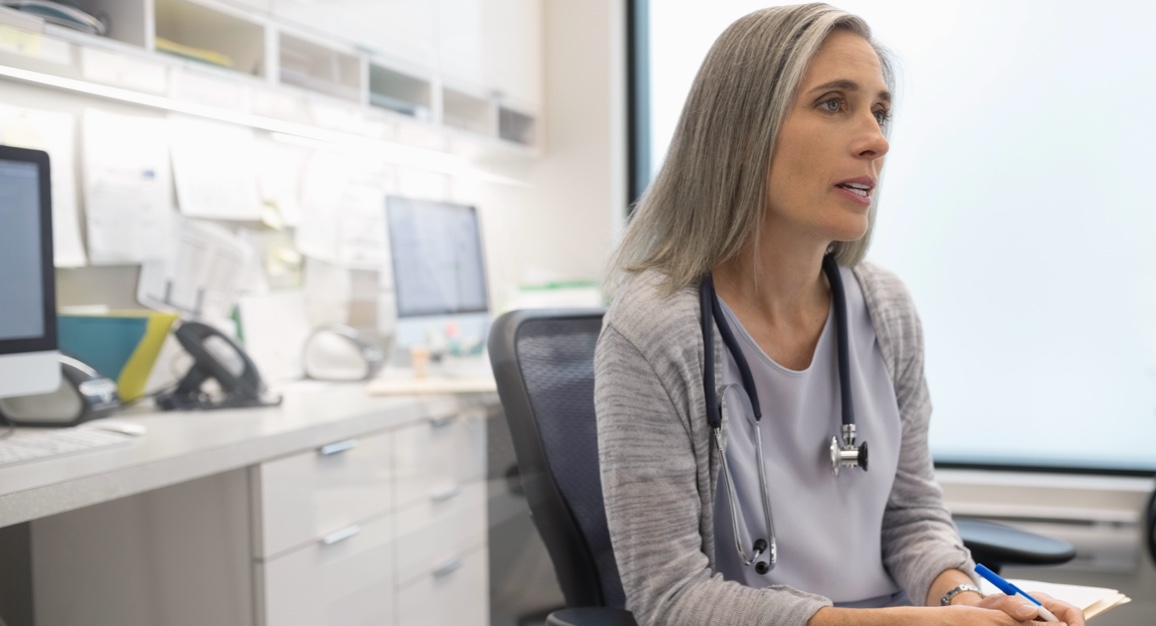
[321,525,361,546]
[429,416,453,430]
[432,557,464,579]
[318,439,358,456]
[430,484,462,503]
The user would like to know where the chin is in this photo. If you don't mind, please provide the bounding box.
[827,219,870,244]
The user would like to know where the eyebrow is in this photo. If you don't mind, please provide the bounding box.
[809,79,891,104]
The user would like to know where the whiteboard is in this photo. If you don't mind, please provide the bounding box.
[646,0,1156,470]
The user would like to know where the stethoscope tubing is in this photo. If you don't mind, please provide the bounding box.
[701,253,857,574]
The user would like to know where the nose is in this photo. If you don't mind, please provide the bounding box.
[852,114,889,161]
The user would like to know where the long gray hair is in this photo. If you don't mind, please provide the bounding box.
[609,3,893,296]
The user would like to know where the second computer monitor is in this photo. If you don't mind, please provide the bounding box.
[385,195,489,352]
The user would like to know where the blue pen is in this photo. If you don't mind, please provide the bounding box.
[975,563,1059,622]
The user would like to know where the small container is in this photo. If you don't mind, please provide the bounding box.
[410,346,430,379]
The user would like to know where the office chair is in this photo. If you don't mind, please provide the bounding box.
[489,309,1074,626]
[489,309,632,626]
[954,518,1073,574]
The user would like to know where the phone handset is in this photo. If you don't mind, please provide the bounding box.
[156,321,280,411]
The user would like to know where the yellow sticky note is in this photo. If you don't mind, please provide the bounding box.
[0,24,43,58]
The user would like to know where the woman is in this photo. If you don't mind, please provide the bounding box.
[594,4,1085,626]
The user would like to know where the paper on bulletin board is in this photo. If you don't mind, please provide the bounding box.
[0,105,87,267]
[169,115,262,221]
[82,109,174,265]
[137,218,253,321]
[296,151,390,269]
[254,135,310,228]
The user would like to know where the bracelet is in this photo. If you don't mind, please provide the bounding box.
[940,584,984,606]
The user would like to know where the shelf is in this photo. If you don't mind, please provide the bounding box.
[369,64,432,121]
[442,86,492,136]
[0,0,541,153]
[154,0,265,76]
[498,106,535,146]
[278,32,361,102]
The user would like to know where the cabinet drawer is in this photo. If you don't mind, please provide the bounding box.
[397,546,488,626]
[394,413,485,511]
[255,429,393,557]
[259,514,394,626]
[394,481,486,586]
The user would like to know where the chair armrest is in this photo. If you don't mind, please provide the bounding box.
[956,518,1076,573]
[546,607,638,626]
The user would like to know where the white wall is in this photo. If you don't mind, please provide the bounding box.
[481,0,627,308]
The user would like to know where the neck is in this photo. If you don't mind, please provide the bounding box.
[712,223,831,326]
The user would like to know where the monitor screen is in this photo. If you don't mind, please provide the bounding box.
[386,196,489,318]
[0,147,54,354]
[0,145,60,399]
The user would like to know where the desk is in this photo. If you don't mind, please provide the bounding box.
[0,382,498,626]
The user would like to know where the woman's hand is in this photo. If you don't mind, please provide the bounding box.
[950,590,1086,625]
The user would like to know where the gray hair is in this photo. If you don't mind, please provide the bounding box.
[609,3,894,296]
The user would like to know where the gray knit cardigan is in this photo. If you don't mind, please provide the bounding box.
[594,262,974,626]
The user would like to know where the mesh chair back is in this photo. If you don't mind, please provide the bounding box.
[489,309,626,610]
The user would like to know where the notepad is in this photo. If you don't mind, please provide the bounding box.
[979,578,1131,620]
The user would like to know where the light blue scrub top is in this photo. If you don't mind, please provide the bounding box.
[712,266,904,607]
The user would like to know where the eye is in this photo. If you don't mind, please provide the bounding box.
[820,98,844,113]
[873,109,891,126]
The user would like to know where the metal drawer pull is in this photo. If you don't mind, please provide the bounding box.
[321,525,361,546]
[432,558,464,578]
[430,484,462,503]
[429,416,454,430]
[318,439,358,456]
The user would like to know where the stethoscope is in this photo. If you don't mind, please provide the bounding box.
[701,253,867,574]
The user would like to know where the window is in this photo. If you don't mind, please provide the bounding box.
[630,0,1156,473]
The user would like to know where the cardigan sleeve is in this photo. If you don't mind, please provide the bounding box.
[859,264,976,606]
[596,321,831,626]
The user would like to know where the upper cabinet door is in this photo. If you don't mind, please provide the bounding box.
[436,0,484,86]
[481,0,541,111]
[271,0,438,72]
[438,0,540,110]
[267,0,539,111]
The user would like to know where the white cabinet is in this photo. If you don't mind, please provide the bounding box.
[394,413,485,510]
[436,0,484,87]
[154,0,267,76]
[436,0,540,107]
[253,429,394,558]
[10,389,496,626]
[392,410,489,626]
[270,0,438,72]
[397,546,489,626]
[258,514,395,626]
[481,0,542,111]
[252,409,488,626]
[2,0,541,147]
[394,481,486,585]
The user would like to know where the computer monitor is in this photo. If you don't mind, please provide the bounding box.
[0,145,61,398]
[385,195,490,353]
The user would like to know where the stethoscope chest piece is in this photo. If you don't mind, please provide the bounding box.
[830,423,868,476]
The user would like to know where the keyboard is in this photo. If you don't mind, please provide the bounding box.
[0,427,134,467]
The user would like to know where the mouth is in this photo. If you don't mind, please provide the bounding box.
[834,177,876,205]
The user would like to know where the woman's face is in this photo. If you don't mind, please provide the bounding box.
[765,29,890,246]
